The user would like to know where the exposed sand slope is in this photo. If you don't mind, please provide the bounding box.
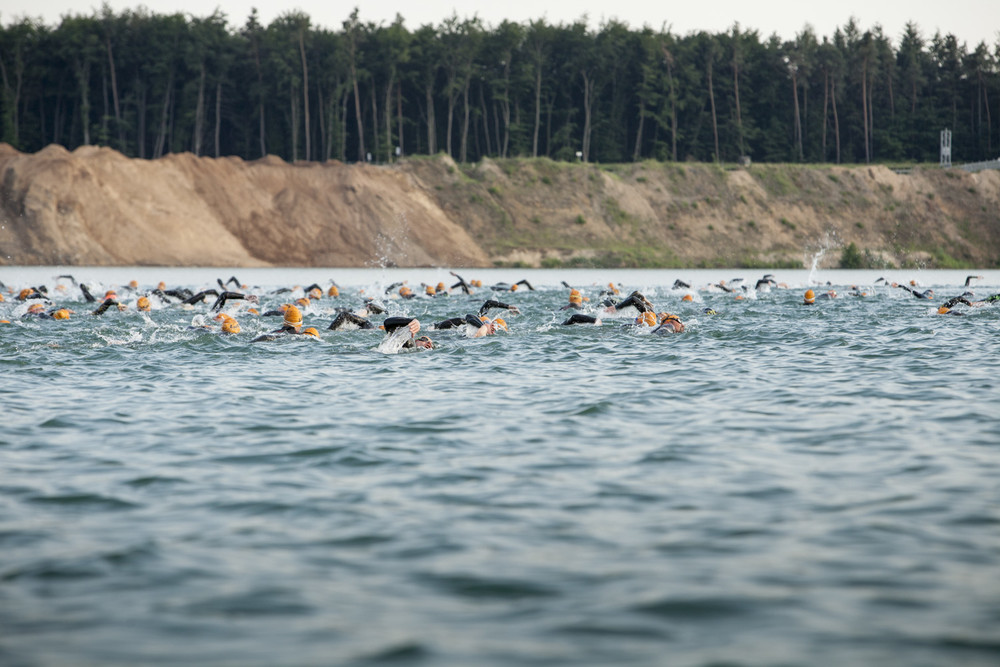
[1,144,997,268]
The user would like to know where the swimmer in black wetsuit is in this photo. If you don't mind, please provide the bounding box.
[382,317,433,349]
[449,271,474,295]
[892,282,934,299]
[562,313,601,325]
[92,298,122,315]
[672,279,691,290]
[478,299,520,317]
[965,275,984,287]
[183,289,219,305]
[328,311,375,330]
[210,291,258,312]
[604,291,654,313]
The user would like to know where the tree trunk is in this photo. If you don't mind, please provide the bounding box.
[383,71,394,162]
[137,80,146,158]
[290,84,298,161]
[370,83,379,161]
[352,65,365,161]
[832,79,840,164]
[78,60,91,145]
[821,70,829,161]
[214,80,221,157]
[532,65,542,157]
[106,38,123,148]
[479,84,492,156]
[733,59,744,157]
[460,78,471,163]
[792,71,802,161]
[299,29,310,161]
[396,81,404,157]
[581,71,594,162]
[707,60,719,162]
[154,73,172,158]
[861,59,870,164]
[425,80,436,154]
[193,62,205,156]
[632,98,645,161]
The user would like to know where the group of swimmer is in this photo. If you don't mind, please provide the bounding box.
[2,271,997,349]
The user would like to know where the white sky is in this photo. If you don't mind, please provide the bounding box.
[3,0,998,47]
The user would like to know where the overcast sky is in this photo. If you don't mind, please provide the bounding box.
[3,0,998,47]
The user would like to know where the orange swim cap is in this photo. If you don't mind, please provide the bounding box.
[157,281,166,290]
[436,282,445,291]
[0,293,5,302]
[221,319,241,334]
[247,307,259,315]
[0,319,10,324]
[511,284,518,292]
[327,285,340,297]
[937,306,951,315]
[425,285,436,295]
[283,305,303,328]
[804,289,815,304]
[399,286,412,296]
[637,311,656,326]
[682,294,693,302]
[296,297,311,308]
[27,303,44,313]
[302,327,319,338]
[128,280,138,289]
[18,288,32,300]
[309,287,322,300]
[494,317,508,331]
[137,296,151,311]
[52,308,71,320]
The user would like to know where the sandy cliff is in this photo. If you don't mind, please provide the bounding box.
[1,144,997,268]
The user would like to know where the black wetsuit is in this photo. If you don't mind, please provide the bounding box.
[896,284,933,299]
[478,300,517,317]
[432,317,466,330]
[611,292,653,313]
[211,291,250,311]
[92,298,120,315]
[183,290,219,305]
[562,313,599,325]
[328,312,374,330]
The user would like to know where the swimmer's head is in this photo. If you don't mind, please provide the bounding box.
[399,286,412,297]
[309,287,322,300]
[296,297,311,308]
[910,280,917,286]
[937,306,951,315]
[569,289,583,305]
[659,312,681,324]
[247,307,259,315]
[682,294,693,302]
[302,327,319,339]
[510,284,518,292]
[436,282,446,292]
[804,289,815,304]
[425,285,436,295]
[327,285,340,297]
[17,288,32,300]
[157,281,166,290]
[27,303,45,314]
[137,296,151,311]
[221,319,241,334]
[52,308,71,320]
[104,290,117,301]
[493,317,508,332]
[128,280,138,289]
[414,335,433,349]
[283,305,303,330]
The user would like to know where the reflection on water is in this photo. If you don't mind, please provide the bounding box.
[1,268,999,666]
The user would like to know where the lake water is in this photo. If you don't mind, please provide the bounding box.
[1,267,999,666]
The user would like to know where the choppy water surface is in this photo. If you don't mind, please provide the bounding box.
[1,267,999,667]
